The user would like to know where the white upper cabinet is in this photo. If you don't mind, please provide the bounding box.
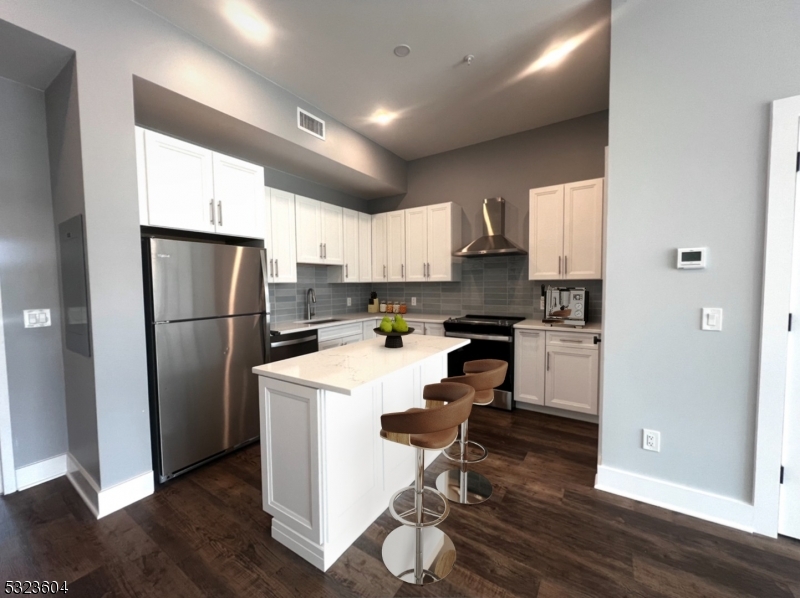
[372,213,388,281]
[212,152,264,239]
[426,203,461,282]
[295,195,323,263]
[342,208,360,282]
[137,127,265,239]
[563,179,603,280]
[266,188,297,284]
[529,178,603,281]
[358,212,372,282]
[395,202,462,283]
[140,128,215,234]
[404,207,428,282]
[320,202,344,265]
[529,185,565,280]
[387,210,406,282]
[295,196,343,265]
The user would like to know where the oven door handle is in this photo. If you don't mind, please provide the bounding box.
[445,331,512,343]
[270,335,317,348]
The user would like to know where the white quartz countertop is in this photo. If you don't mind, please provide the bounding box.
[253,335,469,395]
[271,312,455,334]
[514,319,603,334]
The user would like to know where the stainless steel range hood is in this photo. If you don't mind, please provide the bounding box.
[454,198,527,257]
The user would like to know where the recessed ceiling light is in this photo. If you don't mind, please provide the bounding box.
[223,1,271,44]
[370,109,397,125]
[393,45,411,58]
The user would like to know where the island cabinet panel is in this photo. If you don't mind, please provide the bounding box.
[259,379,321,545]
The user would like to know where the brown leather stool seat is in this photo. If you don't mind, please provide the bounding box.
[379,382,474,586]
[433,359,508,505]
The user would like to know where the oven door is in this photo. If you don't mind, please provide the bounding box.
[445,332,515,410]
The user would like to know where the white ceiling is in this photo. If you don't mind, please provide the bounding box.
[133,0,610,161]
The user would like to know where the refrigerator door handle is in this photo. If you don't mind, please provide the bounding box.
[259,249,272,363]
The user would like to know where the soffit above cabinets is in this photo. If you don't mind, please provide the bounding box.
[133,0,610,160]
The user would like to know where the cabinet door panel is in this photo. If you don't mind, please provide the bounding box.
[544,347,598,414]
[424,323,444,337]
[427,203,455,281]
[212,153,264,239]
[372,214,388,281]
[295,195,322,264]
[270,189,298,283]
[135,127,149,225]
[387,211,406,282]
[318,338,343,351]
[358,212,372,282]
[342,209,359,282]
[564,179,603,280]
[514,331,545,405]
[404,208,427,281]
[144,129,215,233]
[320,203,344,265]
[529,185,564,280]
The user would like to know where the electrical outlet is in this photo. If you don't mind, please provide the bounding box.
[347,297,351,306]
[411,297,417,306]
[643,429,660,452]
[539,296,545,310]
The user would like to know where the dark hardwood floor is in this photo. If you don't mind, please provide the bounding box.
[2,407,799,597]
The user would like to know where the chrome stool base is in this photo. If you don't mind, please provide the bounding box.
[435,468,493,505]
[382,526,456,585]
[442,439,488,464]
[389,485,450,527]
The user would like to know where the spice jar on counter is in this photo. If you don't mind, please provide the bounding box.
[399,302,407,314]
[379,300,387,313]
[393,302,401,314]
[386,300,393,314]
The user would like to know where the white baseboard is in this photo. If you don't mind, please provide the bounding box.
[66,453,154,519]
[595,465,754,533]
[272,520,326,571]
[15,454,67,491]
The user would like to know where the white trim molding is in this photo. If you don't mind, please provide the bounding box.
[66,453,154,519]
[753,94,800,537]
[15,454,67,491]
[0,280,16,495]
[596,465,754,532]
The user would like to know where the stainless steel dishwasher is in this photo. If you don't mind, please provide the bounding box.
[269,329,319,362]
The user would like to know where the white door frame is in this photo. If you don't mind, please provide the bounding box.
[753,94,800,536]
[0,278,16,494]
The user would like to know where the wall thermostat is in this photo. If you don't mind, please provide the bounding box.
[677,247,707,269]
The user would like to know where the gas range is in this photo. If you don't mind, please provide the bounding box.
[442,314,526,410]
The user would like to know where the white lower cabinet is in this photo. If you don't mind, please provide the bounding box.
[514,330,546,405]
[515,329,599,415]
[405,320,424,334]
[319,338,342,351]
[424,323,444,337]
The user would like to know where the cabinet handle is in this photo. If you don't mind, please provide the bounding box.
[269,258,274,278]
[565,255,568,275]
[547,352,550,371]
[217,201,222,226]
[275,259,279,278]
[401,264,404,278]
[384,264,387,278]
[209,199,214,225]
[320,243,323,259]
[427,262,431,278]
[324,243,327,259]
[345,263,348,278]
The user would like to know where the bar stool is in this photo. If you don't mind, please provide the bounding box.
[434,359,508,505]
[379,382,475,585]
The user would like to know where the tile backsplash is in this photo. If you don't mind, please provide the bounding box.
[271,257,602,324]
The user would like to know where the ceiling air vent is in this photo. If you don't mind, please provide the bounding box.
[297,107,326,140]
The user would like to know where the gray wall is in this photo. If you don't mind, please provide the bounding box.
[369,111,609,252]
[0,76,68,468]
[602,0,800,502]
[45,57,100,483]
[0,0,407,489]
[272,266,372,324]
[264,168,369,213]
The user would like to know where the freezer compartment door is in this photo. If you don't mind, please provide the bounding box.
[154,314,265,479]
[150,238,265,322]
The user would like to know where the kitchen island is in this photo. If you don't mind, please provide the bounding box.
[252,335,469,571]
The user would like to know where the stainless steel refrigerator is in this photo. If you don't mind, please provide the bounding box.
[143,238,270,483]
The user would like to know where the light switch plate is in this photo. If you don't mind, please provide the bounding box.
[702,307,723,331]
[347,297,351,306]
[411,297,417,306]
[24,309,51,328]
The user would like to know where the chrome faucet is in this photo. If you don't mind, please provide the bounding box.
[306,288,316,320]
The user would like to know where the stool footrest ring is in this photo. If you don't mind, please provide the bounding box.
[388,485,450,527]
[442,440,488,464]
